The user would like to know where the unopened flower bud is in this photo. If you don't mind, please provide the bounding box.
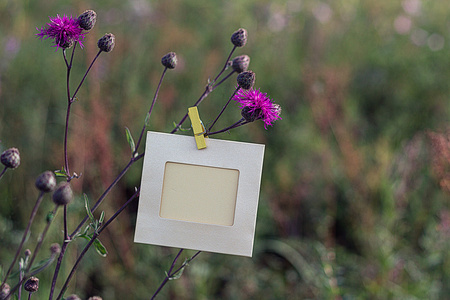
[35,171,57,193]
[88,297,103,300]
[78,10,97,31]
[237,70,255,90]
[59,37,75,49]
[24,249,31,257]
[97,33,115,52]
[50,243,61,255]
[231,28,247,47]
[241,106,261,122]
[161,52,177,69]
[232,55,250,73]
[52,183,73,206]
[1,147,20,169]
[24,277,39,293]
[0,282,10,300]
[65,295,81,300]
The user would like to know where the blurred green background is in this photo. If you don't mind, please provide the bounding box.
[1,0,449,299]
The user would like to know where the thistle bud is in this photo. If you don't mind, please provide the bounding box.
[65,295,81,300]
[97,33,115,52]
[237,70,255,90]
[50,243,61,255]
[0,282,10,300]
[78,10,97,31]
[24,277,39,293]
[241,106,261,122]
[59,37,75,49]
[1,147,20,169]
[35,171,57,193]
[161,52,177,69]
[232,55,250,73]
[52,183,73,206]
[24,249,31,257]
[231,28,247,47]
[88,297,103,300]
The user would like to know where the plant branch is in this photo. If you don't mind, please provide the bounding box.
[150,250,202,299]
[55,189,140,300]
[1,191,45,287]
[134,67,168,154]
[171,46,237,134]
[207,87,240,132]
[207,118,248,136]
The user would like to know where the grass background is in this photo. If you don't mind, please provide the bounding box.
[1,0,449,299]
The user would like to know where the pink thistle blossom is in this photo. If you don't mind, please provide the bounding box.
[36,14,85,51]
[233,87,281,129]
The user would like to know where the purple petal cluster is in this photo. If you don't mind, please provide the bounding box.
[36,14,85,51]
[233,87,281,129]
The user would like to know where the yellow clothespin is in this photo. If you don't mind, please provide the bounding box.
[188,107,207,149]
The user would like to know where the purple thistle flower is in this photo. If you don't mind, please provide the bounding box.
[36,14,85,51]
[233,87,282,129]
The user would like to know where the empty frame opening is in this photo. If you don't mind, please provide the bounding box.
[159,162,239,226]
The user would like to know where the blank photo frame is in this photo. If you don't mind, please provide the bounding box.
[134,131,265,257]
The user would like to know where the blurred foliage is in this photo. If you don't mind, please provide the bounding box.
[1,0,450,299]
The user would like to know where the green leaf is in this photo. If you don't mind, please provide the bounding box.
[93,238,108,257]
[84,194,95,224]
[99,211,105,225]
[125,127,136,155]
[54,167,68,177]
[172,122,191,132]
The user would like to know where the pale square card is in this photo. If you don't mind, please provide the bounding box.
[134,131,265,257]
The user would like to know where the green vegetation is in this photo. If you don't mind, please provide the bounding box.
[1,0,449,299]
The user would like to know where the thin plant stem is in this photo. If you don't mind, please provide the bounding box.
[55,189,140,300]
[18,264,23,300]
[7,206,59,298]
[28,293,32,300]
[207,87,240,132]
[207,118,248,136]
[0,166,7,179]
[134,67,168,154]
[213,70,235,89]
[63,101,72,176]
[49,151,145,300]
[213,45,236,83]
[69,152,144,239]
[171,46,237,134]
[1,192,45,287]
[26,205,59,273]
[150,251,202,300]
[70,50,102,103]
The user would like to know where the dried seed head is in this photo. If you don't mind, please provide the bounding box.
[97,33,115,52]
[161,52,177,69]
[1,147,20,169]
[35,171,57,193]
[52,183,73,206]
[65,295,81,300]
[78,10,97,31]
[24,277,39,293]
[237,70,255,90]
[241,106,261,122]
[0,282,10,300]
[231,28,247,47]
[232,55,250,73]
[50,243,61,255]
